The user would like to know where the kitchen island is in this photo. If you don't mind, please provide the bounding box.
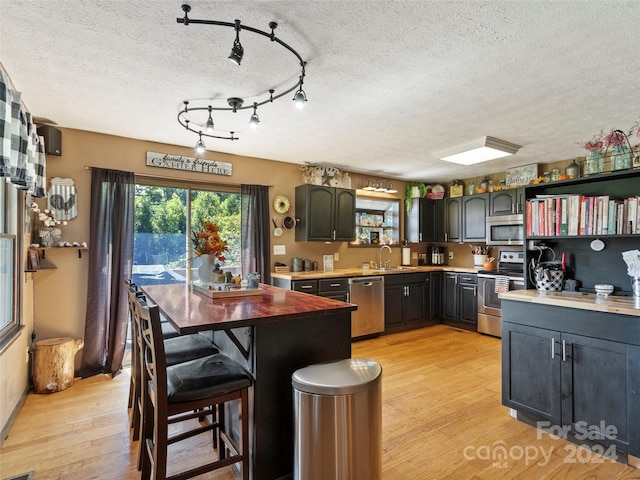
[142,283,356,480]
[500,289,640,466]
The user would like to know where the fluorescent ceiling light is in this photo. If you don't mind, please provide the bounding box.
[438,136,521,165]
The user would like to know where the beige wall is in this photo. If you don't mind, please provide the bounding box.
[32,128,420,347]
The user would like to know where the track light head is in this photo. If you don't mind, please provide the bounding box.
[205,106,214,133]
[249,103,260,129]
[228,19,243,65]
[195,132,206,153]
[293,88,307,109]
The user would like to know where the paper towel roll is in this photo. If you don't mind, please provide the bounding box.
[402,247,411,266]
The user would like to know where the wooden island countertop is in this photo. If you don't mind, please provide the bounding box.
[500,289,640,317]
[142,282,357,335]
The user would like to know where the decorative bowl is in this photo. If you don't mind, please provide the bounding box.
[594,284,614,296]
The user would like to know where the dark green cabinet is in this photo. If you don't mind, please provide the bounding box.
[442,272,477,331]
[384,272,435,333]
[462,193,488,242]
[502,300,640,457]
[405,199,445,243]
[295,185,356,242]
[445,194,488,243]
[445,197,462,242]
[489,189,524,216]
[426,271,442,324]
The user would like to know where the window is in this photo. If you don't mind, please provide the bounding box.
[132,182,241,287]
[0,179,23,349]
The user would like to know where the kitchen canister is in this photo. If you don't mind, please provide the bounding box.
[631,277,640,297]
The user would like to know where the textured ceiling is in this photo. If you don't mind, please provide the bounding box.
[1,0,639,183]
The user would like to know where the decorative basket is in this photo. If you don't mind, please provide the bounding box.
[535,269,565,292]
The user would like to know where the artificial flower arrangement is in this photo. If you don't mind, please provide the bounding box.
[191,220,228,263]
[30,201,67,228]
[30,201,68,247]
[581,130,604,153]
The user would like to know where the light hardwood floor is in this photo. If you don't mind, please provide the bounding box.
[1,324,638,479]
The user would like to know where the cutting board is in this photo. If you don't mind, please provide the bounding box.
[193,283,263,298]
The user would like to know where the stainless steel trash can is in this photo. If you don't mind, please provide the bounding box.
[292,358,382,480]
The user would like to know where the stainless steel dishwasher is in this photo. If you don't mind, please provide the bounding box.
[348,276,385,338]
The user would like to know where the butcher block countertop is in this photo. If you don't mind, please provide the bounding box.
[271,266,478,281]
[500,289,640,317]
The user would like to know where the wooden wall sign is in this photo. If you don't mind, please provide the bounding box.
[146,151,232,176]
[506,163,538,187]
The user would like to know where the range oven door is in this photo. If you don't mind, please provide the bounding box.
[477,275,524,337]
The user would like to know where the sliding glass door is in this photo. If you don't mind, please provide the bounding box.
[133,183,240,287]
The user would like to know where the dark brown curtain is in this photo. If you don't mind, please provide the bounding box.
[80,168,134,378]
[240,185,270,284]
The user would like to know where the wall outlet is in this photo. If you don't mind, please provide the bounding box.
[449,251,454,260]
[412,252,418,259]
[334,252,339,262]
[273,245,286,255]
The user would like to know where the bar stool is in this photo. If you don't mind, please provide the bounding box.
[126,283,219,448]
[136,297,252,480]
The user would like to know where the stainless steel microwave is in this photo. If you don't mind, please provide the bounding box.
[486,214,524,245]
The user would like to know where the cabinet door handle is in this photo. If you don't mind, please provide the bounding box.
[330,283,341,287]
[301,285,314,289]
[551,337,555,359]
[419,233,422,242]
[404,285,409,296]
[473,286,477,296]
[445,233,448,242]
[562,340,566,362]
[332,230,336,241]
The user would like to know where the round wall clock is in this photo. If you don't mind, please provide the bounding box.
[273,195,290,214]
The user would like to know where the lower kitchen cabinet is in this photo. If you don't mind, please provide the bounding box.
[318,278,348,302]
[502,300,640,458]
[384,272,440,333]
[442,272,477,331]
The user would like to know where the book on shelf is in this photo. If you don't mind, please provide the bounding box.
[526,194,640,237]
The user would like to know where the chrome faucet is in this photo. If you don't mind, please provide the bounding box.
[379,244,392,269]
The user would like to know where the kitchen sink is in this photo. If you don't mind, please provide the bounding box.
[374,266,416,271]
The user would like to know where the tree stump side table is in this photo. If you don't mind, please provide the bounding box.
[33,337,84,394]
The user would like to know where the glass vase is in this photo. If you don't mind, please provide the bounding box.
[611,145,631,171]
[585,152,604,175]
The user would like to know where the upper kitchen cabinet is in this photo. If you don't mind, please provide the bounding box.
[295,185,356,242]
[462,193,489,242]
[446,194,488,243]
[405,198,445,243]
[445,197,462,242]
[489,188,524,216]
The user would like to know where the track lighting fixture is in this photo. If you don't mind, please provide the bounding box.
[195,132,206,154]
[205,106,214,133]
[176,4,308,146]
[249,103,260,129]
[228,19,244,65]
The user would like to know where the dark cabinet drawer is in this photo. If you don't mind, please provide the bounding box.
[318,278,349,293]
[458,274,477,284]
[292,280,318,294]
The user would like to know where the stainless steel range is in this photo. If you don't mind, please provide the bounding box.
[477,250,525,337]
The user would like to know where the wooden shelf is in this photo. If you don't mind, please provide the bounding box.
[36,246,89,259]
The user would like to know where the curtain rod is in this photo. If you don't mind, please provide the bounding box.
[83,165,273,188]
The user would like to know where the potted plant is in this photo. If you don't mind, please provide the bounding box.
[404,182,427,213]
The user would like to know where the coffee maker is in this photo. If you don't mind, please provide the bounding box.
[428,246,447,265]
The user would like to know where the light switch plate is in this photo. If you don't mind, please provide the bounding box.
[273,245,286,255]
[334,253,339,262]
